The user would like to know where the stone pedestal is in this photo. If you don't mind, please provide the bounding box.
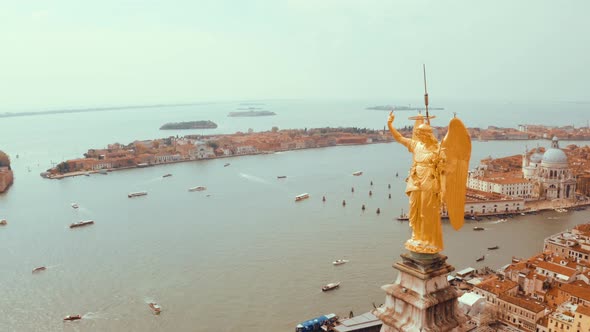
[373,252,466,332]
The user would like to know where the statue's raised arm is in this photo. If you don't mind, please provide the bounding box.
[387,111,412,150]
[440,117,472,231]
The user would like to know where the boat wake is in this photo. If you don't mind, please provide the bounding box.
[239,173,269,184]
[82,312,106,320]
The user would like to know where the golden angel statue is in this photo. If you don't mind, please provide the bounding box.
[387,111,471,254]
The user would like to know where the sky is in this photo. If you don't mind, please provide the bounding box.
[1,0,589,110]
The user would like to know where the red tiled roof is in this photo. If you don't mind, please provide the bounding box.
[498,294,546,313]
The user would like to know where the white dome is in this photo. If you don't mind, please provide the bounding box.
[542,148,568,164]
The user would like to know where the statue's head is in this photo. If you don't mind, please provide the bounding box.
[414,123,438,146]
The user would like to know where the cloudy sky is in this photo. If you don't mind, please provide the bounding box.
[2,0,588,110]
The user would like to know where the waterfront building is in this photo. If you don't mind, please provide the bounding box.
[522,137,577,200]
[193,141,215,159]
[469,137,577,202]
[464,188,525,215]
[235,145,257,155]
[153,153,182,164]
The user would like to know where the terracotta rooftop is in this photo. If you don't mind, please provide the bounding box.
[560,282,590,302]
[536,261,577,278]
[577,305,590,317]
[498,294,546,313]
[475,277,518,296]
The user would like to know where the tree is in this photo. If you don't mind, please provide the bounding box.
[0,150,11,169]
[207,141,219,150]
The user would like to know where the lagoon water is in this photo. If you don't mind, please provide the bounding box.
[1,100,589,331]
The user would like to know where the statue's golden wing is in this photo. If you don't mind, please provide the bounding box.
[441,117,471,230]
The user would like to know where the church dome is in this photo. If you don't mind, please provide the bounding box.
[542,148,568,164]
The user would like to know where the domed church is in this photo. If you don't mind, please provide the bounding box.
[522,137,577,200]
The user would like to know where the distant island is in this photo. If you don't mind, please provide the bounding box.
[367,105,445,111]
[160,121,218,130]
[228,110,276,117]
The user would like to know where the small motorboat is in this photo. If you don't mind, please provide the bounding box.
[70,220,94,228]
[63,315,82,321]
[128,191,148,198]
[295,193,310,202]
[149,302,162,315]
[488,246,499,250]
[277,175,287,179]
[224,163,231,167]
[352,171,363,176]
[476,256,485,262]
[162,174,172,178]
[333,259,349,266]
[0,219,7,226]
[322,282,340,292]
[71,203,79,209]
[32,266,47,273]
[473,227,484,231]
[188,186,207,192]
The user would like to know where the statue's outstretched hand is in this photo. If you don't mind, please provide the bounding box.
[388,111,395,125]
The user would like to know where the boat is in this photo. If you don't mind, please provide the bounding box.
[162,174,172,178]
[322,282,340,292]
[98,169,108,175]
[188,186,207,192]
[0,219,6,226]
[277,175,287,179]
[128,191,148,198]
[473,227,484,231]
[555,208,568,213]
[149,302,162,315]
[32,266,47,273]
[137,163,150,168]
[296,313,338,332]
[487,246,499,250]
[63,315,82,321]
[476,256,485,262]
[69,220,94,228]
[224,163,231,167]
[396,209,409,221]
[71,203,79,209]
[352,171,363,176]
[332,259,349,266]
[295,193,310,202]
[84,172,90,176]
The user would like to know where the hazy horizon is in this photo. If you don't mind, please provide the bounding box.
[2,0,589,111]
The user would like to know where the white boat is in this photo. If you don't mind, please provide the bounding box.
[555,208,568,213]
[149,302,162,315]
[332,259,349,266]
[188,186,207,192]
[295,193,310,201]
[128,191,148,198]
[0,219,7,226]
[352,171,363,176]
[71,203,79,209]
[322,282,340,292]
[70,220,94,228]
